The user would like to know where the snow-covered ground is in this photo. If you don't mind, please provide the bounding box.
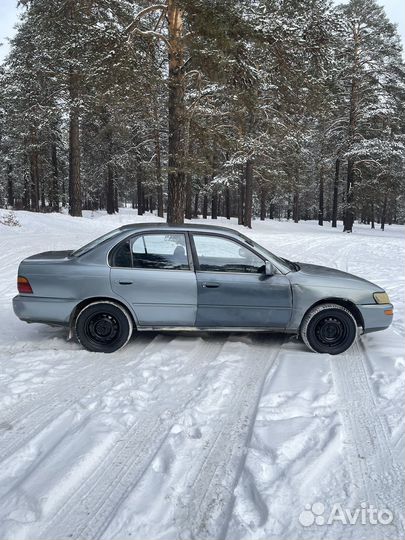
[0,209,404,540]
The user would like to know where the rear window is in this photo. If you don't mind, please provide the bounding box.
[72,228,123,257]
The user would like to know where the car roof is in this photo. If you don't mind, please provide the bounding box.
[119,222,246,238]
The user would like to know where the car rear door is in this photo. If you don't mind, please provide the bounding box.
[190,233,292,328]
[110,232,197,327]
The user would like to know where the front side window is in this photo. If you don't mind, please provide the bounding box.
[132,234,189,270]
[193,234,265,273]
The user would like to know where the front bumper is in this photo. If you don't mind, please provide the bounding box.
[13,295,76,326]
[358,303,393,333]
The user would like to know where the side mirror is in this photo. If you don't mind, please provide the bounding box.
[265,261,275,276]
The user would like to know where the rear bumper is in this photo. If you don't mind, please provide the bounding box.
[13,295,76,326]
[358,303,393,333]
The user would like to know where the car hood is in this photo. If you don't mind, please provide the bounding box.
[295,262,381,290]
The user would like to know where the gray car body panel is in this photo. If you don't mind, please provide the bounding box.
[111,267,197,326]
[195,271,292,328]
[13,223,393,335]
[285,262,390,332]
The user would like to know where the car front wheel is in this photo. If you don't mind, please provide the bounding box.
[75,301,133,353]
[300,303,357,355]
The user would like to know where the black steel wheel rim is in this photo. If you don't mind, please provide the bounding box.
[314,316,348,347]
[86,313,119,345]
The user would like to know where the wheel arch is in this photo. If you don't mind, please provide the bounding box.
[69,296,137,331]
[300,298,364,331]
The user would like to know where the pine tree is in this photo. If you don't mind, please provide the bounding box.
[335,0,405,231]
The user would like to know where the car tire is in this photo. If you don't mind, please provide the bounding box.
[75,301,133,353]
[300,303,357,355]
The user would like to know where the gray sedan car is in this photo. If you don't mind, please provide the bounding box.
[13,223,393,354]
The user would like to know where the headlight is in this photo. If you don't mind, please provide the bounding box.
[373,292,390,304]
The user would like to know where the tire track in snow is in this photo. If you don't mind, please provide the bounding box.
[0,337,78,355]
[0,335,167,464]
[392,428,405,461]
[39,336,226,540]
[176,336,284,540]
[331,339,405,537]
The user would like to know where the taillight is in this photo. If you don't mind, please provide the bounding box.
[17,276,33,294]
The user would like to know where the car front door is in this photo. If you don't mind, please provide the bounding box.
[110,232,197,327]
[191,233,292,328]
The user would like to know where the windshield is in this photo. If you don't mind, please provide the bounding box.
[72,228,123,257]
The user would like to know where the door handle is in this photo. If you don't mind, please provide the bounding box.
[202,282,219,288]
[118,280,133,285]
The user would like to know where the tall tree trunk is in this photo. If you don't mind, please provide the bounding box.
[114,188,120,214]
[293,189,299,223]
[149,195,155,212]
[318,164,324,226]
[238,176,245,225]
[193,192,199,218]
[244,158,253,228]
[106,162,115,215]
[202,177,208,219]
[344,157,356,232]
[7,164,13,208]
[260,187,266,221]
[210,145,219,220]
[343,24,360,233]
[29,128,40,212]
[137,167,144,215]
[50,142,59,211]
[147,42,164,218]
[68,69,82,217]
[166,0,186,224]
[23,172,30,210]
[225,187,231,220]
[388,198,397,225]
[371,202,375,229]
[332,157,339,228]
[185,174,192,219]
[157,184,164,218]
[40,175,46,209]
[153,109,164,218]
[61,174,66,208]
[380,193,387,231]
[211,188,218,219]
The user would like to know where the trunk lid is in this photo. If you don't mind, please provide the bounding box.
[23,250,73,263]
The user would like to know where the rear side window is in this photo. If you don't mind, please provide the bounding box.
[131,234,189,270]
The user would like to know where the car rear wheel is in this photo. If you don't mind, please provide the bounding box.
[75,301,133,353]
[300,303,357,355]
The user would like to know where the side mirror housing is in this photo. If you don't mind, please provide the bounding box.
[265,261,275,276]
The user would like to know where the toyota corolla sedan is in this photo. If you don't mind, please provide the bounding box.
[13,223,393,354]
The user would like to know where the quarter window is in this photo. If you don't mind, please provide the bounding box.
[110,240,132,268]
[131,234,189,270]
[193,235,265,273]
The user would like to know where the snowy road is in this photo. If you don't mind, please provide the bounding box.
[0,210,404,540]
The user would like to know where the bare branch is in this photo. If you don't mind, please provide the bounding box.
[131,28,171,49]
[154,10,166,32]
[185,70,201,81]
[125,4,167,35]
